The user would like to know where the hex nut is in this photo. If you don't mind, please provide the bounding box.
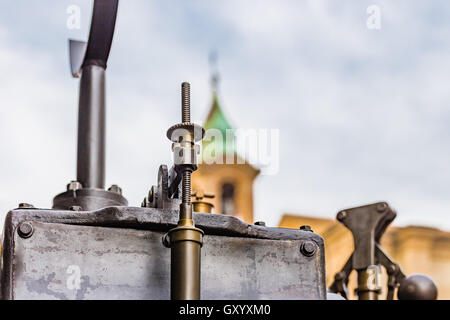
[300,225,313,232]
[66,181,82,191]
[108,185,122,195]
[18,203,34,209]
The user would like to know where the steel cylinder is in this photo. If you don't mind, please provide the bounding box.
[76,64,106,189]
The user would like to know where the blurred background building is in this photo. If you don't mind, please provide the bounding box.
[194,72,450,300]
[1,0,450,300]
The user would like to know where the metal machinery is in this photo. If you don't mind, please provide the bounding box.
[0,1,437,300]
[329,203,438,300]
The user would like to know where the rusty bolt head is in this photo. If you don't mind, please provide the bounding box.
[300,241,317,257]
[255,221,266,226]
[337,211,347,222]
[66,181,82,191]
[18,222,33,238]
[377,202,387,213]
[18,203,34,209]
[300,225,313,232]
[108,185,122,195]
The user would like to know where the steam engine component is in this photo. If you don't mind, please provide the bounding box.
[329,202,438,300]
[0,0,327,300]
[52,0,127,211]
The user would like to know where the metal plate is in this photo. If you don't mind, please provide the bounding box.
[1,207,326,300]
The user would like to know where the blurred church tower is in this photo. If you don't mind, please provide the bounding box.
[192,53,259,223]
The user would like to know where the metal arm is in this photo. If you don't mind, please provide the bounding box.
[329,202,438,300]
[53,0,127,210]
[71,0,119,189]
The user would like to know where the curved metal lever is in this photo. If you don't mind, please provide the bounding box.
[69,0,119,77]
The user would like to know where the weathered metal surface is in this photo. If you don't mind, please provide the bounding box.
[1,207,326,300]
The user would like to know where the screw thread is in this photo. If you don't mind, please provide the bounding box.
[182,172,191,204]
[181,82,191,123]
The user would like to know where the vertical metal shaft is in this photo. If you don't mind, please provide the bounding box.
[181,82,192,217]
[167,81,203,300]
[76,65,106,189]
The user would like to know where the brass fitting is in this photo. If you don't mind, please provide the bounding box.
[356,265,382,300]
[164,204,204,300]
[192,190,215,214]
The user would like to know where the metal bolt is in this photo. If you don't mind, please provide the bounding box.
[67,180,83,191]
[18,203,34,209]
[335,271,346,281]
[69,206,82,211]
[300,225,313,232]
[255,221,266,226]
[18,222,34,238]
[300,241,317,257]
[108,184,122,195]
[377,202,387,213]
[337,211,347,222]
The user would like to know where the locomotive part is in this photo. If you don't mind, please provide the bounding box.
[0,207,326,300]
[52,0,127,211]
[329,202,438,300]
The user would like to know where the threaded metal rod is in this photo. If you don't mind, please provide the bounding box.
[181,82,190,123]
[182,172,191,205]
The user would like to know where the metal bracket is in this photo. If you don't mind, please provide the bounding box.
[142,165,181,210]
[329,202,397,299]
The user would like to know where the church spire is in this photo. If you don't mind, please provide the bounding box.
[203,52,235,159]
[209,51,220,93]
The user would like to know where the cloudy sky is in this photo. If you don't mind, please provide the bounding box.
[1,0,450,230]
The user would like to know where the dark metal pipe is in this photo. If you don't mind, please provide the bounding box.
[76,64,106,189]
